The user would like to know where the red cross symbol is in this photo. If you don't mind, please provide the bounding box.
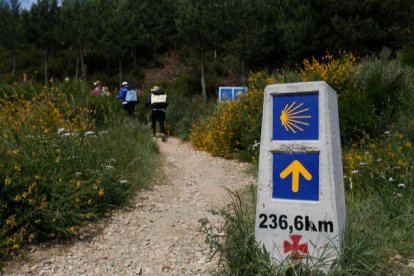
[283,234,308,259]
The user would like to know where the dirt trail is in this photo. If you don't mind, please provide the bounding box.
[3,137,255,275]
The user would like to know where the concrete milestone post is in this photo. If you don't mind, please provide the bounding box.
[255,81,346,271]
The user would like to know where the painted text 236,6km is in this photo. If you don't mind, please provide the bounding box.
[258,213,334,233]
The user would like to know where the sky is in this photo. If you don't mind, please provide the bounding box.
[20,0,36,10]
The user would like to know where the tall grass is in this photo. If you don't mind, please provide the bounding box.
[206,179,414,274]
[200,186,278,275]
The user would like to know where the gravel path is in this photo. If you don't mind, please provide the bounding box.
[3,137,255,275]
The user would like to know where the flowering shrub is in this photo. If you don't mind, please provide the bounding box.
[0,86,93,134]
[190,72,269,160]
[189,52,414,159]
[299,51,358,93]
[0,83,157,261]
[189,53,358,160]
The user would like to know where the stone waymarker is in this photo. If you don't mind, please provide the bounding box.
[255,81,346,271]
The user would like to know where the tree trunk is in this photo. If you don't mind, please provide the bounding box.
[44,49,48,85]
[118,58,122,86]
[11,50,16,77]
[75,51,79,80]
[201,48,207,101]
[241,55,245,86]
[80,47,85,80]
[106,57,110,74]
[133,47,137,67]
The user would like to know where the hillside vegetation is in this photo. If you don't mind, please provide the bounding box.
[0,81,159,266]
[192,51,414,274]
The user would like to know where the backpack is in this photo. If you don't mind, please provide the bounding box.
[125,89,138,102]
[151,94,167,104]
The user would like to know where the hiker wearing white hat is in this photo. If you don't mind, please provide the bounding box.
[116,81,129,103]
[145,85,168,142]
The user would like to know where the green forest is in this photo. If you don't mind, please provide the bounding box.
[1,0,413,97]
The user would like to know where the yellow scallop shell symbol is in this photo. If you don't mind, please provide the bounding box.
[280,101,311,133]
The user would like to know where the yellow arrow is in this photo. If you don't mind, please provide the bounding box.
[280,160,312,193]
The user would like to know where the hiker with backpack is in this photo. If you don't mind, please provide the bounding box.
[145,85,168,142]
[117,81,138,116]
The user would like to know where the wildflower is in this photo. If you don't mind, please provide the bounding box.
[28,233,35,243]
[120,180,128,184]
[76,172,82,177]
[98,188,105,197]
[69,226,77,234]
[388,177,395,182]
[57,127,65,134]
[377,159,382,162]
[351,170,359,174]
[349,176,353,190]
[398,183,405,188]
[4,176,12,186]
[6,215,17,227]
[359,162,367,166]
[14,194,22,202]
[40,197,48,209]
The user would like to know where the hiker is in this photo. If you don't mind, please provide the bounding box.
[102,86,110,96]
[145,85,168,142]
[91,81,102,96]
[117,81,139,116]
[125,85,138,116]
[117,81,129,112]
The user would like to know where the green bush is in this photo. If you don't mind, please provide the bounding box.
[399,46,414,67]
[346,49,414,140]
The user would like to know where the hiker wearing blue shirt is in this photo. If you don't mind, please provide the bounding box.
[117,81,128,102]
[117,81,138,116]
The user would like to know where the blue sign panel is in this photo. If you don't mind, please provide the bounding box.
[272,152,319,201]
[220,88,233,100]
[273,93,318,140]
[219,87,248,101]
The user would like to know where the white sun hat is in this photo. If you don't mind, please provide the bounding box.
[151,85,160,92]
